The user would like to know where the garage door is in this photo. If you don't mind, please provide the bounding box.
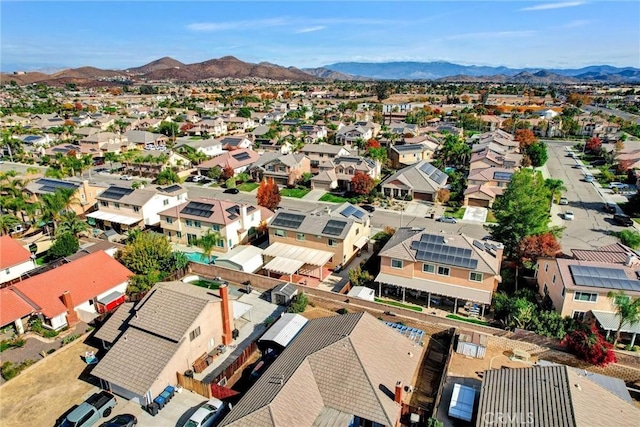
[109,383,145,405]
[313,182,332,191]
[467,198,490,207]
[413,192,433,201]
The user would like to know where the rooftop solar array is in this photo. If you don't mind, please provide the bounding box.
[493,171,513,181]
[271,212,305,230]
[162,184,183,193]
[322,220,348,236]
[181,201,214,218]
[100,186,135,200]
[232,152,251,161]
[569,265,640,291]
[37,178,79,193]
[340,205,365,220]
[419,162,448,185]
[410,233,478,269]
[394,144,423,152]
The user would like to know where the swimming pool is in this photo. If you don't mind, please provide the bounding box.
[185,252,216,264]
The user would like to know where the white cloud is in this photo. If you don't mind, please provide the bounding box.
[444,30,536,40]
[520,2,584,12]
[187,18,287,32]
[561,19,591,28]
[295,26,325,34]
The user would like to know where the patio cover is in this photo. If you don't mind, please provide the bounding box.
[263,257,305,276]
[263,242,334,267]
[86,210,141,225]
[354,235,369,249]
[375,272,492,304]
[591,310,640,334]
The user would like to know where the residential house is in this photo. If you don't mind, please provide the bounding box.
[220,312,423,427]
[6,251,132,330]
[197,149,260,176]
[389,141,437,169]
[91,115,115,131]
[479,115,504,131]
[476,365,639,427]
[122,150,191,178]
[375,228,503,313]
[31,113,65,129]
[219,136,252,151]
[381,160,448,201]
[86,184,187,233]
[299,124,328,143]
[469,148,522,170]
[223,116,254,132]
[174,138,223,158]
[311,156,379,192]
[265,204,370,277]
[124,130,168,149]
[132,118,162,130]
[536,243,640,344]
[389,122,421,137]
[0,236,36,285]
[79,132,129,156]
[44,143,82,158]
[188,117,227,137]
[300,143,351,171]
[18,134,51,148]
[464,168,514,208]
[249,153,311,186]
[256,138,292,155]
[159,197,274,250]
[25,177,108,215]
[92,281,235,405]
[335,121,377,145]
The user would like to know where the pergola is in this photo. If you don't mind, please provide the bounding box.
[590,310,640,347]
[262,242,334,282]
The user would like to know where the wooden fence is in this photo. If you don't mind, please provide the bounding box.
[176,372,212,398]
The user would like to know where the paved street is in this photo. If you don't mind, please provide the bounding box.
[583,105,640,125]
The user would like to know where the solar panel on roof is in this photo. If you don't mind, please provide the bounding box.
[411,234,478,269]
[181,201,214,218]
[37,178,78,191]
[232,152,251,161]
[569,265,640,291]
[163,184,182,193]
[322,220,347,236]
[493,172,513,181]
[352,210,365,219]
[271,212,305,229]
[340,206,357,218]
[101,186,135,200]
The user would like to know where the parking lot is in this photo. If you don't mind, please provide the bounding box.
[546,143,632,250]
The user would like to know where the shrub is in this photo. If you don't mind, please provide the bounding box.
[49,232,79,259]
[1,362,18,380]
[287,293,309,313]
[615,229,640,249]
[562,324,617,366]
[29,318,59,338]
[337,308,348,315]
[62,334,80,346]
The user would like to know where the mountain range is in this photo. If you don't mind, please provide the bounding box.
[1,56,639,86]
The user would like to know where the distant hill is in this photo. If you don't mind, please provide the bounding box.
[324,61,640,82]
[302,67,367,80]
[126,57,185,74]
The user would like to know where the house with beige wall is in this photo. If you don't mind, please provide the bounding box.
[92,282,235,405]
[159,197,274,252]
[375,228,503,315]
[249,153,311,186]
[25,177,108,216]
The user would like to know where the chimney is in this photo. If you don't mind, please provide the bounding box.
[219,285,233,345]
[394,381,403,404]
[625,253,638,267]
[240,204,249,227]
[60,291,79,326]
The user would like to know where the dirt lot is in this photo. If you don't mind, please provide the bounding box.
[0,338,98,427]
[447,345,538,379]
[301,306,338,320]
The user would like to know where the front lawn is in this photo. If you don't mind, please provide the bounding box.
[374,297,423,312]
[281,188,311,198]
[319,193,350,203]
[237,182,259,192]
[445,206,466,219]
[486,210,497,223]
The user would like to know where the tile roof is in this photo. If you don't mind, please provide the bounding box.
[0,236,33,269]
[302,143,349,155]
[0,288,37,326]
[220,312,421,427]
[198,149,259,170]
[159,197,268,226]
[93,302,135,344]
[572,242,635,264]
[381,160,448,192]
[13,251,133,318]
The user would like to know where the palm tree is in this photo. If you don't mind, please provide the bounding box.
[607,291,640,347]
[104,152,120,169]
[57,211,89,237]
[196,230,222,264]
[544,178,567,208]
[0,214,20,235]
[40,187,79,235]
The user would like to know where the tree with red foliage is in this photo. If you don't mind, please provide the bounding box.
[351,171,375,195]
[618,158,633,174]
[221,164,235,180]
[562,324,617,366]
[518,233,561,268]
[256,178,281,211]
[586,137,602,154]
[180,122,195,133]
[74,102,83,111]
[515,129,537,151]
[366,139,381,150]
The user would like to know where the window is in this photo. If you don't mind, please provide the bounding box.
[437,266,450,276]
[163,199,169,206]
[545,263,548,272]
[572,311,586,321]
[166,217,173,224]
[356,228,360,235]
[328,239,338,247]
[194,221,201,228]
[176,231,182,238]
[552,274,556,284]
[100,201,108,207]
[470,272,483,282]
[274,229,286,237]
[189,326,201,341]
[296,233,306,241]
[562,286,565,297]
[574,292,598,302]
[216,239,224,248]
[186,219,193,227]
[391,259,403,269]
[228,239,232,247]
[113,202,120,209]
[543,284,549,296]
[133,206,140,213]
[212,224,220,232]
[422,263,435,274]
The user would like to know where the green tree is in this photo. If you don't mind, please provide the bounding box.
[57,211,89,237]
[374,82,391,101]
[155,169,180,185]
[157,121,179,138]
[237,107,252,118]
[0,214,20,235]
[207,167,222,181]
[40,188,78,235]
[491,169,551,257]
[287,293,309,313]
[607,291,640,347]
[526,141,548,167]
[48,232,79,259]
[104,152,120,169]
[615,229,640,249]
[544,178,567,206]
[196,230,222,264]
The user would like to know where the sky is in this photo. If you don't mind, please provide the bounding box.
[1,1,639,72]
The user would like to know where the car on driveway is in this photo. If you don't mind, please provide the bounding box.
[609,182,629,190]
[613,214,634,227]
[436,216,457,224]
[603,203,617,213]
[223,188,239,194]
[564,211,575,220]
[559,197,569,205]
[183,398,226,427]
[100,414,137,427]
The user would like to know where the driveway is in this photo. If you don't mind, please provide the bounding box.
[462,206,488,223]
[301,189,326,201]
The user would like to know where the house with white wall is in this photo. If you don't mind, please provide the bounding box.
[0,236,37,285]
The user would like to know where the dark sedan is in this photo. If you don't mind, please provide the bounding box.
[100,414,137,427]
[360,204,376,213]
[223,188,240,194]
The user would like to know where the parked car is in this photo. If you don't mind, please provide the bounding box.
[609,182,629,190]
[223,188,239,194]
[360,204,375,213]
[584,174,595,183]
[590,159,607,167]
[192,175,206,183]
[99,414,137,427]
[559,197,569,205]
[613,214,634,227]
[183,398,226,427]
[436,216,457,224]
[60,391,117,427]
[564,211,575,220]
[603,203,617,213]
[119,175,132,181]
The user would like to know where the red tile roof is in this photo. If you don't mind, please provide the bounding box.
[13,251,133,318]
[0,236,33,269]
[0,288,36,326]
